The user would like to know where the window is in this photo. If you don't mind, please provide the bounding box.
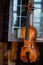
[8,0,28,41]
[33,0,43,41]
[8,0,43,41]
[12,0,28,38]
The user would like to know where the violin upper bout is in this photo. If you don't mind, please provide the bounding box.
[22,26,37,40]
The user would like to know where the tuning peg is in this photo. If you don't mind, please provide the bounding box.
[32,7,34,11]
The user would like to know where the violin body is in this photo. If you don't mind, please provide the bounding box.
[20,26,40,63]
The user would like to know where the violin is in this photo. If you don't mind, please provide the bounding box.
[20,0,40,63]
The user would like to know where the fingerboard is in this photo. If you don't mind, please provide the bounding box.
[25,12,30,40]
[25,0,30,40]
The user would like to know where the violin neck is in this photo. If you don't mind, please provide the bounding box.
[25,13,30,40]
[25,0,30,40]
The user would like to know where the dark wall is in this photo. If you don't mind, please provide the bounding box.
[0,0,10,41]
[0,0,4,40]
[36,42,43,65]
[2,0,10,41]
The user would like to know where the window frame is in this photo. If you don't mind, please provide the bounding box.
[8,0,28,42]
[8,0,43,42]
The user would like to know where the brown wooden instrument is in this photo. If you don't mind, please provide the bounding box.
[20,1,40,63]
[10,42,18,62]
